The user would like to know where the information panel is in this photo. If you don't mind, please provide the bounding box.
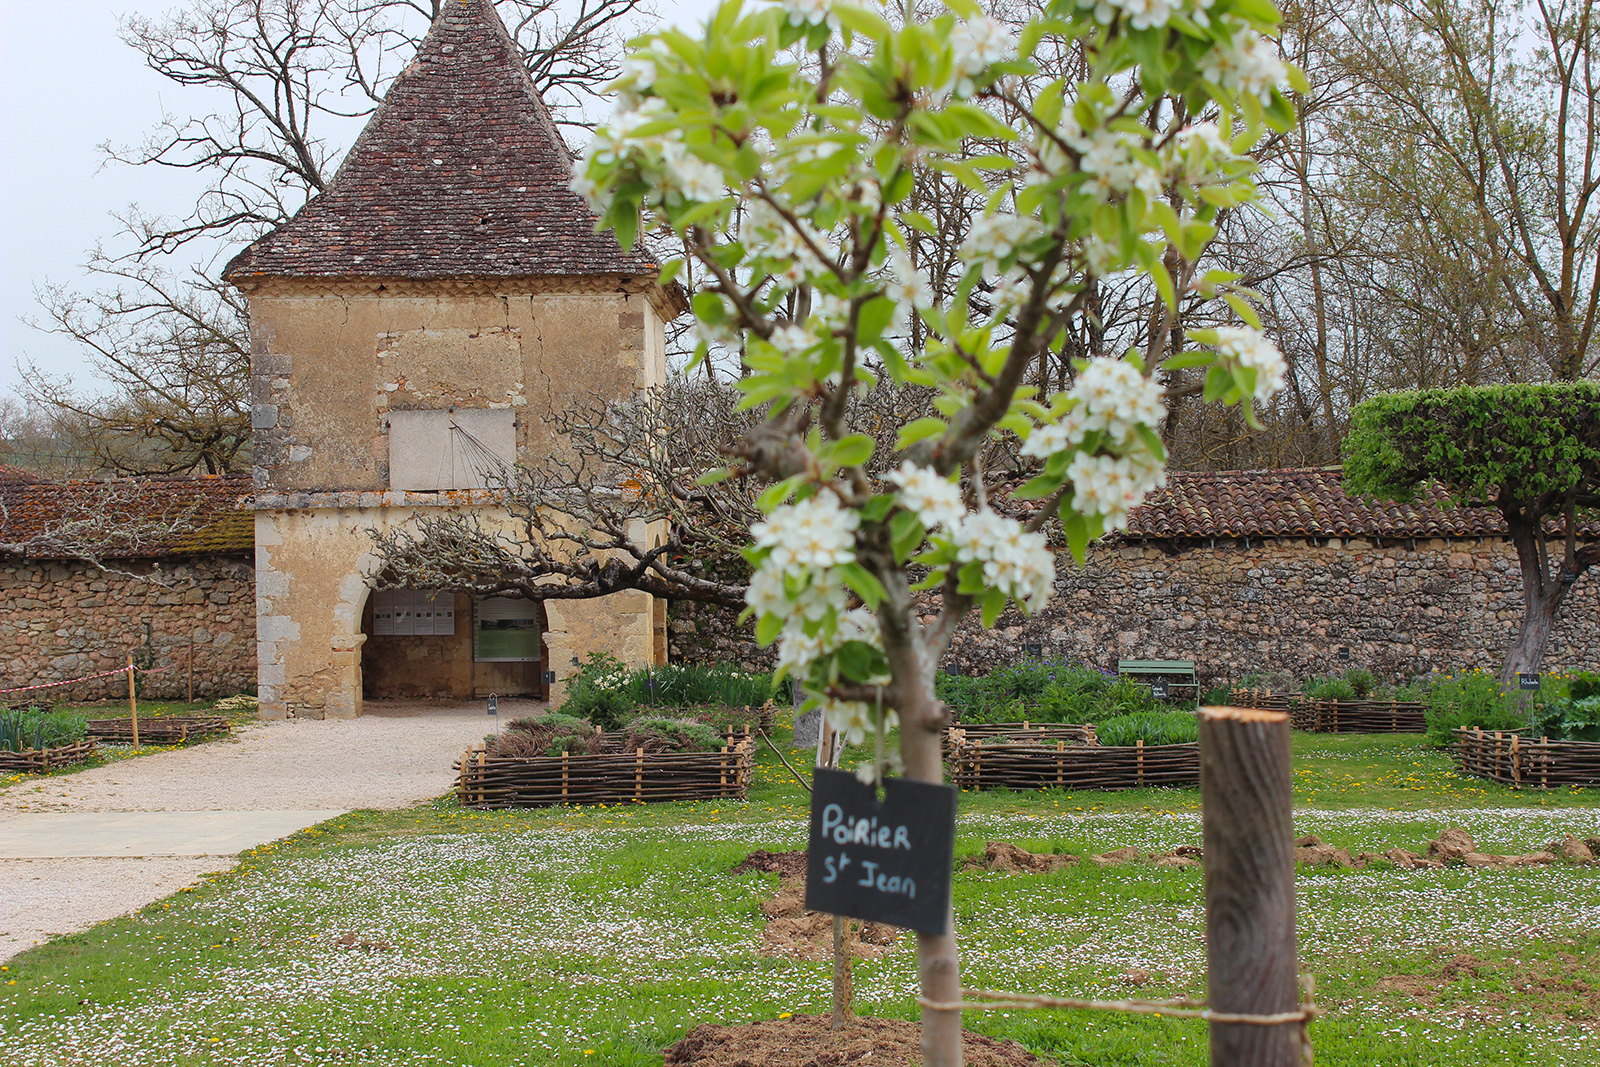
[804,768,957,935]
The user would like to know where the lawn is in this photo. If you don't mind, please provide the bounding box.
[1,730,1596,1067]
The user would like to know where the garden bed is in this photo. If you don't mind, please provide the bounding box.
[1452,727,1600,789]
[1229,689,1426,733]
[455,735,757,808]
[0,738,98,774]
[85,716,232,744]
[947,732,1198,791]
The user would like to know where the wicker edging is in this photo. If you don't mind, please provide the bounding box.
[947,733,1198,792]
[1229,689,1427,733]
[943,721,1097,749]
[455,736,757,808]
[0,738,98,774]
[1452,727,1600,789]
[86,717,233,744]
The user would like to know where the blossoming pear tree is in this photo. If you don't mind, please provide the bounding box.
[576,0,1298,1060]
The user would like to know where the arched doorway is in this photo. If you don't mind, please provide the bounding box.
[360,588,548,701]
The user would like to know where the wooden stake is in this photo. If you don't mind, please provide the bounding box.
[831,914,854,1029]
[1199,706,1299,1067]
[127,654,140,749]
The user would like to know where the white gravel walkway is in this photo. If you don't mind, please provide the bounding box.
[0,700,539,960]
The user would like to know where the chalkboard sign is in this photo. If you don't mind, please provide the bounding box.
[486,693,499,717]
[1518,673,1541,691]
[1337,646,1351,662]
[805,769,958,935]
[1149,678,1170,700]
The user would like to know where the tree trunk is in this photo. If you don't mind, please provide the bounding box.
[1200,706,1299,1067]
[900,674,963,1067]
[1500,596,1558,684]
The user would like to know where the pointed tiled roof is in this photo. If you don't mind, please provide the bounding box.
[223,0,654,282]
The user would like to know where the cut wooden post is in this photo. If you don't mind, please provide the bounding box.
[476,749,486,807]
[719,746,729,793]
[1056,740,1064,789]
[636,747,644,801]
[459,749,472,805]
[1541,737,1549,789]
[127,654,140,749]
[1136,738,1145,785]
[1199,705,1299,1067]
[1510,733,1521,788]
[562,751,569,801]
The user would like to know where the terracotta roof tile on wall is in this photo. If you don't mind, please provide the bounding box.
[223,0,655,282]
[1121,468,1600,541]
[0,475,253,560]
[0,464,42,484]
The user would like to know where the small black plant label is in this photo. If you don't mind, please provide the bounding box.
[1149,679,1170,700]
[804,768,957,935]
[1518,673,1541,691]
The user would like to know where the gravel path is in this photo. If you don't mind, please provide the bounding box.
[0,700,541,960]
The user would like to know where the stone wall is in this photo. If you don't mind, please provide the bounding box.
[0,555,257,703]
[669,536,1600,685]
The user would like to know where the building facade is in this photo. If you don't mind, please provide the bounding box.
[223,0,676,718]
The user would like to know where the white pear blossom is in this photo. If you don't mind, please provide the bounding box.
[886,250,935,310]
[1201,28,1289,104]
[889,463,965,531]
[1079,129,1164,203]
[660,144,725,203]
[752,490,859,574]
[1077,0,1175,28]
[949,508,1055,611]
[961,213,1043,264]
[1065,450,1168,530]
[768,323,817,358]
[618,53,659,91]
[1213,325,1288,400]
[778,0,839,27]
[949,17,1016,93]
[1068,357,1167,442]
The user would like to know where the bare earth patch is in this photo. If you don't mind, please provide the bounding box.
[732,850,901,961]
[1378,945,1600,1028]
[664,1014,1044,1067]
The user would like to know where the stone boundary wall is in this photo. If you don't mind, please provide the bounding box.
[669,536,1600,685]
[1,555,257,703]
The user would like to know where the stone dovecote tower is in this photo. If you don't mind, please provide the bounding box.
[224,0,677,719]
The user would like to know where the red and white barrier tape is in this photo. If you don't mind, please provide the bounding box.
[0,663,173,696]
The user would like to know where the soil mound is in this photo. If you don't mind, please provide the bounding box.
[664,1014,1044,1066]
[732,849,809,878]
[964,840,1078,873]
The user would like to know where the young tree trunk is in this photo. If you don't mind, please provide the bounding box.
[886,634,964,1067]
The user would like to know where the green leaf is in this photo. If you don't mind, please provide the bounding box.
[829,434,876,469]
[696,466,736,487]
[857,295,896,345]
[1135,423,1168,463]
[692,290,727,324]
[891,511,927,563]
[1015,473,1063,500]
[755,611,783,647]
[1161,350,1216,371]
[836,639,891,684]
[657,259,684,287]
[896,416,947,450]
[858,493,896,524]
[1224,294,1262,329]
[981,587,1008,628]
[757,475,805,511]
[838,562,887,610]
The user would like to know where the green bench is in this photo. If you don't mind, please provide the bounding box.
[1117,659,1198,699]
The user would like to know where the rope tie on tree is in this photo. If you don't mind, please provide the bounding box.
[919,974,1319,1063]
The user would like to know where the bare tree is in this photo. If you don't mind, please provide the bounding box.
[23,260,251,476]
[0,478,217,584]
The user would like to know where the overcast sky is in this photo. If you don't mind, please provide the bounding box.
[0,0,718,400]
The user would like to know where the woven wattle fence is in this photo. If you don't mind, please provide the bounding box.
[455,736,757,809]
[1452,727,1600,789]
[0,738,97,774]
[86,717,232,744]
[1229,689,1427,733]
[943,721,1097,748]
[947,732,1199,791]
